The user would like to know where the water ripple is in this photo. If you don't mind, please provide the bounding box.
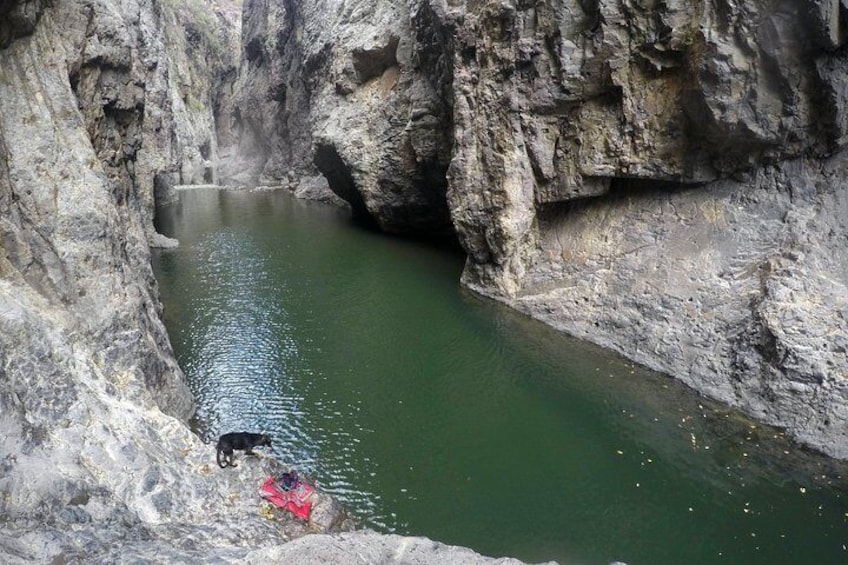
[154,189,848,564]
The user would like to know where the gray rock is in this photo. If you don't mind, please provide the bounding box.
[234,0,848,459]
[228,0,454,234]
[243,531,556,565]
[150,232,180,249]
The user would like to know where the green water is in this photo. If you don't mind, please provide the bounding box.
[152,188,848,565]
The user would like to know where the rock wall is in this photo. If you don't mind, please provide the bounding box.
[0,0,339,562]
[158,0,241,189]
[228,0,455,234]
[243,0,848,458]
[443,0,848,459]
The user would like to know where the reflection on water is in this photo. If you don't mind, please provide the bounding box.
[153,188,848,565]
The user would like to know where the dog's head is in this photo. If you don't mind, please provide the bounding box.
[260,434,272,447]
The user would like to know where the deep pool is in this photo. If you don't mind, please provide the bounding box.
[152,188,848,565]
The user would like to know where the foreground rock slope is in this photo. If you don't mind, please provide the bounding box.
[0,0,543,563]
[237,0,848,458]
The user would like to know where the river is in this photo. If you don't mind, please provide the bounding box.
[152,187,848,565]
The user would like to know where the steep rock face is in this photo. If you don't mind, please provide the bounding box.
[0,0,345,562]
[439,0,848,458]
[230,0,454,234]
[158,0,241,189]
[439,0,844,287]
[222,0,310,184]
[245,0,848,458]
[0,0,193,422]
[0,2,544,563]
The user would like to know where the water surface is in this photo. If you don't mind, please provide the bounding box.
[152,188,848,565]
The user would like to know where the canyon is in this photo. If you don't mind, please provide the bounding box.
[230,0,848,459]
[0,0,535,562]
[1,0,846,562]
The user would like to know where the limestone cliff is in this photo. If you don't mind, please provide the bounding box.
[239,0,848,458]
[0,0,277,560]
[227,0,455,233]
[446,0,848,459]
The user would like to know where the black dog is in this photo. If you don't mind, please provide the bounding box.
[216,432,272,468]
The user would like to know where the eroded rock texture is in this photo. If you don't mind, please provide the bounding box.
[0,1,545,563]
[243,0,848,458]
[229,0,455,234]
[445,0,848,459]
[0,0,351,562]
[439,0,848,458]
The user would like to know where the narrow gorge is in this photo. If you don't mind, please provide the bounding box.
[1,0,847,563]
[0,0,530,562]
[228,0,848,460]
